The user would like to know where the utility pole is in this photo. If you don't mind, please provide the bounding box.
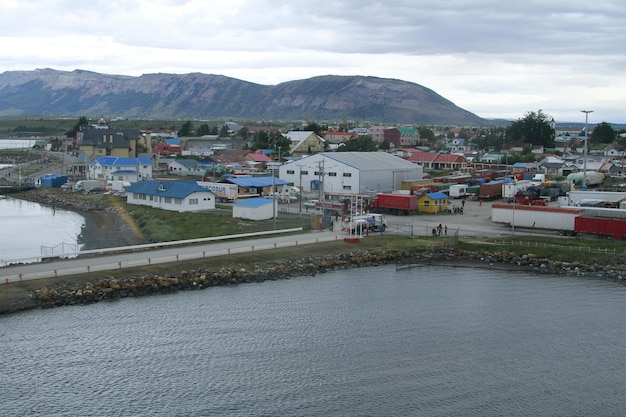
[316,159,325,228]
[581,110,593,191]
[297,163,305,213]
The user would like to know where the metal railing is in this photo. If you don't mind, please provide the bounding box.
[492,239,626,255]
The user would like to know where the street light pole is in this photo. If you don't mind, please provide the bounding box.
[581,110,593,191]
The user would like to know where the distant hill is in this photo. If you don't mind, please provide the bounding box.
[0,68,487,125]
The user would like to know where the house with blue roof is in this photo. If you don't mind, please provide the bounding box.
[125,180,216,212]
[88,156,153,183]
[223,176,288,197]
[417,191,449,214]
[232,197,276,221]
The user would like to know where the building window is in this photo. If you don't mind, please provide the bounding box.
[189,198,198,205]
[301,170,308,175]
[175,198,182,205]
[328,172,337,177]
[287,170,295,175]
[343,172,352,177]
[342,185,352,190]
[165,197,171,204]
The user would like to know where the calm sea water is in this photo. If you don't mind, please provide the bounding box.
[2,265,625,416]
[0,196,84,263]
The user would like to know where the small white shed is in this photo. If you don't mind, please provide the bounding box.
[233,198,276,220]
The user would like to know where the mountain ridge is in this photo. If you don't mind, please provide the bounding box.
[0,68,487,125]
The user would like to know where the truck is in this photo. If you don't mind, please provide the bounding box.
[197,181,239,202]
[491,204,581,235]
[152,141,182,156]
[369,193,418,215]
[478,180,505,200]
[566,171,603,187]
[341,213,387,233]
[73,180,102,192]
[491,204,626,239]
[107,180,131,192]
[449,184,467,198]
[502,180,532,202]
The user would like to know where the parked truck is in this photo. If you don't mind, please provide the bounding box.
[370,193,418,215]
[73,180,101,192]
[449,184,467,198]
[479,180,505,200]
[502,180,532,202]
[197,181,238,202]
[491,204,626,239]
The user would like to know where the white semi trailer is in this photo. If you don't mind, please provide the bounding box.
[491,204,582,235]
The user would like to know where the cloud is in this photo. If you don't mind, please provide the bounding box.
[1,0,625,123]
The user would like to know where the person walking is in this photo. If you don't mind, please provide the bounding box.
[444,225,448,235]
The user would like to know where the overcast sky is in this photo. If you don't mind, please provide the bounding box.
[2,0,625,123]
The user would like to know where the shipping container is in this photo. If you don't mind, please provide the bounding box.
[370,193,418,215]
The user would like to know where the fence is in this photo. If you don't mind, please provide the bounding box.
[492,239,626,255]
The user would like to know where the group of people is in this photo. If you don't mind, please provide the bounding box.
[432,223,447,237]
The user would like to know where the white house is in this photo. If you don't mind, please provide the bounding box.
[168,159,205,176]
[88,156,153,183]
[232,197,276,220]
[278,152,423,194]
[125,180,216,212]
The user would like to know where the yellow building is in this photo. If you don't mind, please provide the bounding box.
[417,192,449,213]
[77,127,140,159]
[284,131,325,157]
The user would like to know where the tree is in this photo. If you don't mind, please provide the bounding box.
[178,121,193,137]
[219,124,230,137]
[196,123,210,137]
[379,140,391,151]
[505,110,555,147]
[591,122,616,144]
[338,135,376,152]
[417,126,435,143]
[304,121,326,136]
[65,116,88,138]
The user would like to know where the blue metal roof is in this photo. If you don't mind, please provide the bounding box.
[234,197,273,207]
[226,176,288,187]
[111,169,138,174]
[426,192,449,200]
[96,156,152,166]
[126,180,212,198]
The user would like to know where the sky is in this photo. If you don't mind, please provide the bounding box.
[1,0,625,124]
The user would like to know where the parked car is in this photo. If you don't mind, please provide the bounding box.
[84,187,104,194]
[304,199,320,208]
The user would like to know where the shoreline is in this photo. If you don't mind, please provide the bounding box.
[3,245,625,315]
[2,189,625,315]
[11,189,145,250]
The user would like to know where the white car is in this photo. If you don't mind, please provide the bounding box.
[303,199,319,208]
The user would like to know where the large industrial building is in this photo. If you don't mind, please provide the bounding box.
[278,152,424,194]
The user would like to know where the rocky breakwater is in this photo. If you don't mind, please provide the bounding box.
[29,248,626,310]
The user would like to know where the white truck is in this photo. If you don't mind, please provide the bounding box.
[342,213,387,233]
[449,184,467,198]
[73,180,101,192]
[197,181,239,202]
[107,180,130,192]
[491,203,581,235]
[502,180,532,202]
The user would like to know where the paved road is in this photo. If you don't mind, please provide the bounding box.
[0,229,342,283]
[1,196,546,283]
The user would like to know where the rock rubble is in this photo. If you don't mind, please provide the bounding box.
[30,248,625,310]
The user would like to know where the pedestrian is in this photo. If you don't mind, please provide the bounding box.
[445,225,448,235]
[432,227,436,237]
[461,199,465,207]
[479,199,483,207]
[438,224,442,236]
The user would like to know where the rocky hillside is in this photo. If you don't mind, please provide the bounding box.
[0,68,486,125]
